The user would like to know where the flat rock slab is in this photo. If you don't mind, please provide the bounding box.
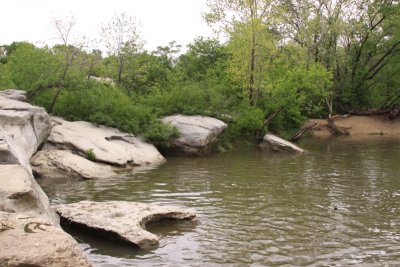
[262,134,304,153]
[47,117,165,166]
[31,150,118,179]
[54,201,196,248]
[162,115,228,155]
[0,211,92,267]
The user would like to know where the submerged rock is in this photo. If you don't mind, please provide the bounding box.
[0,211,92,267]
[31,150,118,179]
[45,117,165,167]
[0,164,58,224]
[54,201,197,248]
[261,134,304,153]
[161,115,228,155]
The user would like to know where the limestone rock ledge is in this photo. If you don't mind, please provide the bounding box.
[54,201,197,249]
[46,117,165,166]
[31,150,118,179]
[0,211,92,267]
[0,95,51,172]
[31,117,166,179]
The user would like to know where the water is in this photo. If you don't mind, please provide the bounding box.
[38,137,400,266]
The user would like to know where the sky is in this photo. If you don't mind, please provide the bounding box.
[0,0,214,51]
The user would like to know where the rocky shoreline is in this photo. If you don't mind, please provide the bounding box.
[0,90,232,266]
[0,89,304,266]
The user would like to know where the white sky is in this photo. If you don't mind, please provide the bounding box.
[0,0,213,51]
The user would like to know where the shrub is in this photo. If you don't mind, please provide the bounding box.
[85,148,96,161]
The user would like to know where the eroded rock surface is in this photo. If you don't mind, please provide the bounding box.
[161,115,228,155]
[54,201,196,248]
[31,150,118,179]
[261,134,304,153]
[0,211,92,267]
[0,164,58,224]
[0,95,51,171]
[45,117,165,167]
[0,89,27,102]
[0,96,57,224]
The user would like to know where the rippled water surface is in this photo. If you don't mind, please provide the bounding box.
[39,137,400,266]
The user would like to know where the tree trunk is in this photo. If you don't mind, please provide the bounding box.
[117,66,122,84]
[249,31,256,106]
[256,107,284,141]
[47,87,62,114]
[27,83,57,100]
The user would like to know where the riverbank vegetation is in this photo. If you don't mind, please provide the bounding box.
[1,0,399,146]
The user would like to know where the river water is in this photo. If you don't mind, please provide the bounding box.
[39,137,400,266]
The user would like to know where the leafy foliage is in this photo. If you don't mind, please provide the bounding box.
[1,0,399,149]
[85,148,96,161]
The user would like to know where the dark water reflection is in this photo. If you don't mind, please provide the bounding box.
[38,137,400,266]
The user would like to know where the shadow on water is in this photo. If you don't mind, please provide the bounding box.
[60,216,198,260]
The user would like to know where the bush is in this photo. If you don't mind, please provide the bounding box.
[31,81,178,146]
[141,81,226,117]
[85,148,96,161]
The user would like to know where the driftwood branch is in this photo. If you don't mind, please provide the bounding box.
[290,122,317,141]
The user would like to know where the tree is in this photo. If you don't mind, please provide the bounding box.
[47,15,82,113]
[101,13,143,84]
[283,0,400,114]
[205,0,276,106]
[83,48,103,80]
[6,42,61,91]
[178,37,228,81]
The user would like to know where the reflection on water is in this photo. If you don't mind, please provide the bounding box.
[38,137,400,266]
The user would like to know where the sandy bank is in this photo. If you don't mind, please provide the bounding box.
[310,115,400,137]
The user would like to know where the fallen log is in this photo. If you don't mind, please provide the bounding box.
[290,122,317,142]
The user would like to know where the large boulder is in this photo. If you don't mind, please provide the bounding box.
[161,115,228,155]
[44,117,165,167]
[0,164,58,225]
[54,201,196,249]
[261,134,304,153]
[0,94,91,265]
[31,150,118,179]
[0,95,57,224]
[0,95,51,172]
[0,211,92,267]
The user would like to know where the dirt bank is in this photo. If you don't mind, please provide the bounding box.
[309,115,400,137]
